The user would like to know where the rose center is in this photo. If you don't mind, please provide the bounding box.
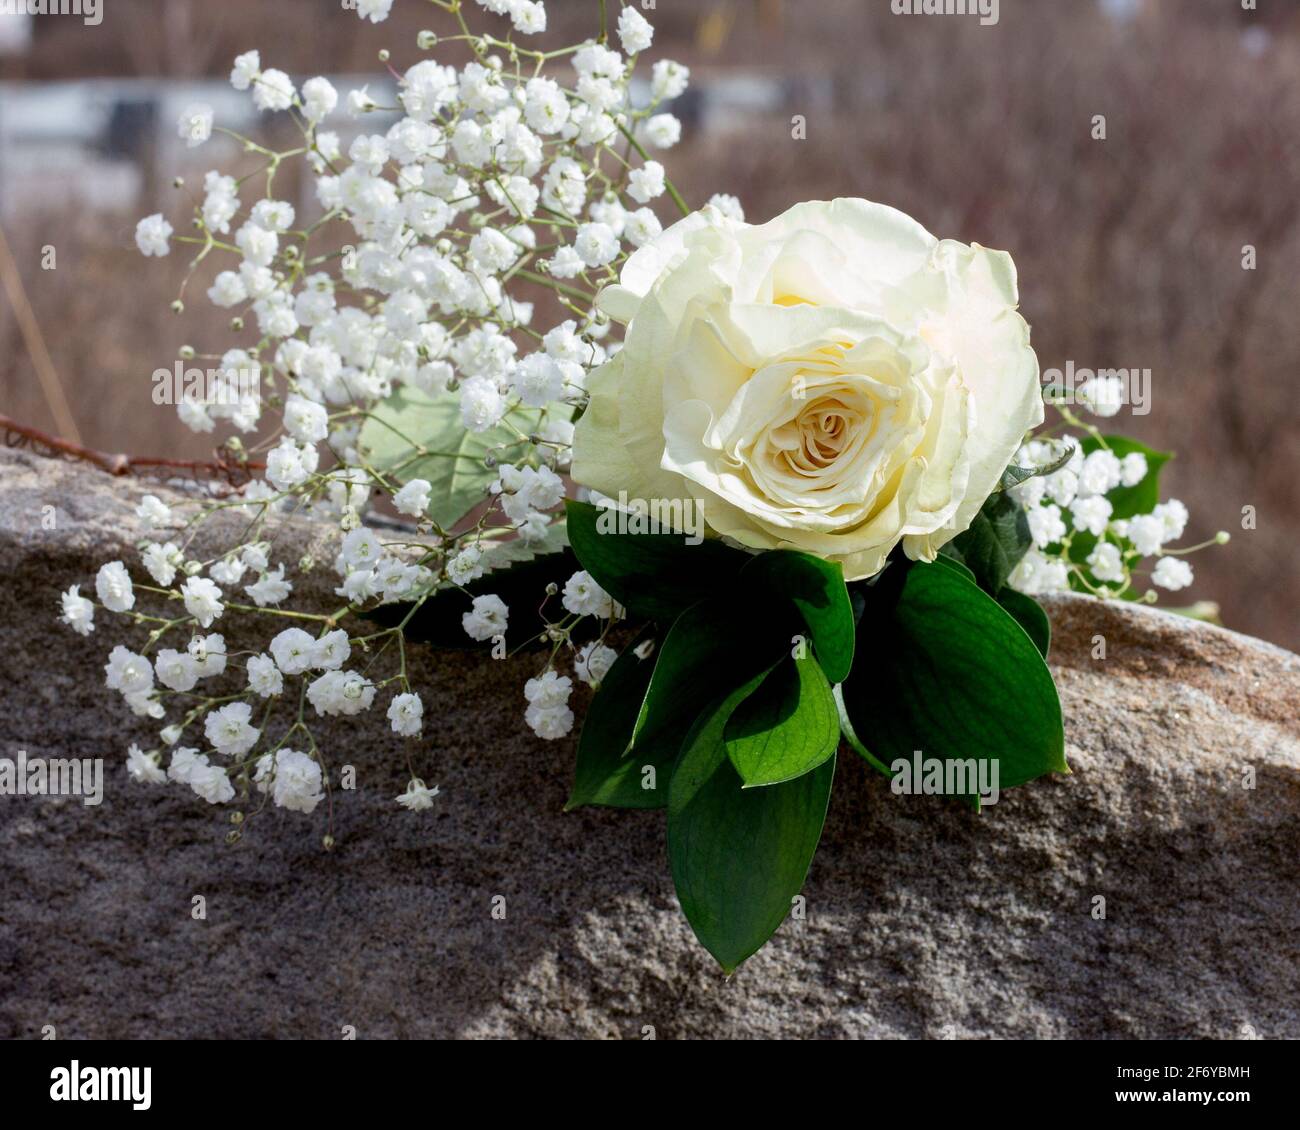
[772,394,866,477]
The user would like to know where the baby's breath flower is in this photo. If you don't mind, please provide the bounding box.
[561,570,614,618]
[618,7,654,54]
[574,642,618,687]
[126,744,167,785]
[59,585,95,637]
[134,214,172,258]
[269,627,316,675]
[462,593,509,641]
[255,750,325,813]
[388,692,424,737]
[247,654,284,698]
[1152,556,1194,591]
[356,0,394,24]
[252,68,296,112]
[396,778,441,811]
[180,576,224,628]
[205,702,259,757]
[95,561,135,613]
[230,50,260,91]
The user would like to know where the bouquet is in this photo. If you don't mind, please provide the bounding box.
[64,0,1224,972]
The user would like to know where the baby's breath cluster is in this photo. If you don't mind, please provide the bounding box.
[1006,395,1226,602]
[68,1,701,828]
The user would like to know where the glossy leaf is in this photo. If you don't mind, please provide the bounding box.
[841,560,1067,795]
[725,652,839,787]
[739,551,855,684]
[566,635,665,809]
[669,683,836,973]
[940,490,1032,596]
[630,596,793,761]
[997,586,1052,659]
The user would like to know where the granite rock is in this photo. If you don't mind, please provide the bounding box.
[0,448,1296,1039]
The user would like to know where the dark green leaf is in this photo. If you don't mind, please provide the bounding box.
[669,685,835,973]
[725,652,839,787]
[941,490,1032,596]
[565,499,750,621]
[738,551,855,684]
[833,685,892,777]
[630,596,794,763]
[996,587,1052,659]
[841,560,1066,797]
[566,634,665,809]
[931,554,977,584]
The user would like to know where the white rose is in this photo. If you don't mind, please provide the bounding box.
[572,198,1043,580]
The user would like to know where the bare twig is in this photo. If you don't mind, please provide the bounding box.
[0,413,264,486]
[0,225,81,444]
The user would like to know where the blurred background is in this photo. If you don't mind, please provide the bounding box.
[0,0,1295,648]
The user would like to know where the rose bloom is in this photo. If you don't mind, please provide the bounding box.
[572,198,1042,580]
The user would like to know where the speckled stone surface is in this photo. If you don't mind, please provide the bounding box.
[0,448,1296,1039]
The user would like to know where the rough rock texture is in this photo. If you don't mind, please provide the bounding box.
[0,447,1296,1040]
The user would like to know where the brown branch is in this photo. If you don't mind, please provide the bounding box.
[0,413,265,485]
[0,225,80,444]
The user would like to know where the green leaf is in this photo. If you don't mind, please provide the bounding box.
[725,652,839,787]
[941,490,1032,596]
[630,596,794,761]
[996,587,1052,659]
[841,560,1066,796]
[360,387,540,529]
[566,635,665,810]
[565,499,750,622]
[738,551,855,684]
[833,685,892,777]
[669,686,836,973]
[931,554,977,584]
